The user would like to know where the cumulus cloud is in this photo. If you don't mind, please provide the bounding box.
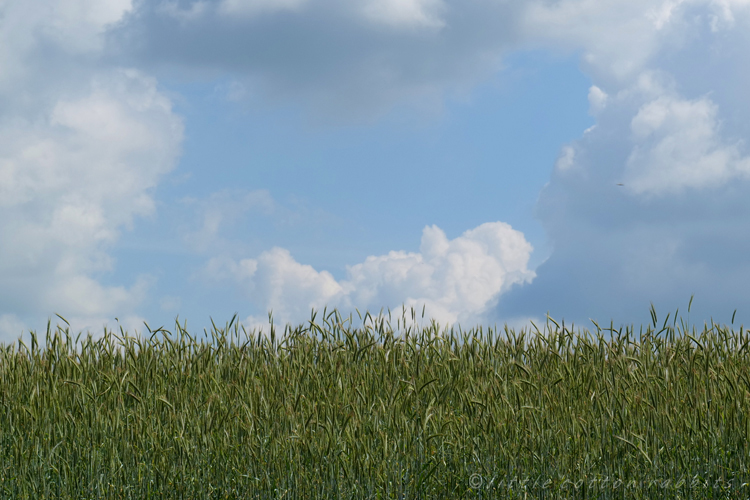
[625,94,750,195]
[555,145,577,173]
[207,222,534,329]
[496,2,750,326]
[588,85,608,113]
[521,0,672,83]
[0,70,183,339]
[4,0,132,47]
[0,0,183,341]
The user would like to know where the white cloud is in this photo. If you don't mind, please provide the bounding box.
[0,0,187,343]
[243,247,344,321]
[497,1,750,325]
[588,85,608,114]
[708,0,750,30]
[624,94,750,195]
[647,0,687,30]
[521,0,750,85]
[0,69,183,341]
[522,0,668,82]
[555,145,577,172]
[342,223,535,324]
[44,0,134,51]
[0,0,133,88]
[208,222,534,329]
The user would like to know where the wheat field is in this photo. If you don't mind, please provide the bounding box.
[1,305,749,498]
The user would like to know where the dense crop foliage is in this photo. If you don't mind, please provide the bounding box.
[2,307,750,498]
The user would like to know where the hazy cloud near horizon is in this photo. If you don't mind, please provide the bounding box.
[2,0,750,340]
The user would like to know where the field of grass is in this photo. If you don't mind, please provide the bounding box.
[2,306,750,498]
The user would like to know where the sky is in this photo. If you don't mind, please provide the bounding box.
[2,0,750,342]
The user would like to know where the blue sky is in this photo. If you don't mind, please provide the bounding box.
[2,0,750,341]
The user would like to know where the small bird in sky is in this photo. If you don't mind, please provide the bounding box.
[617,183,624,186]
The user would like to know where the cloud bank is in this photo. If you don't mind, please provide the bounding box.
[107,0,526,120]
